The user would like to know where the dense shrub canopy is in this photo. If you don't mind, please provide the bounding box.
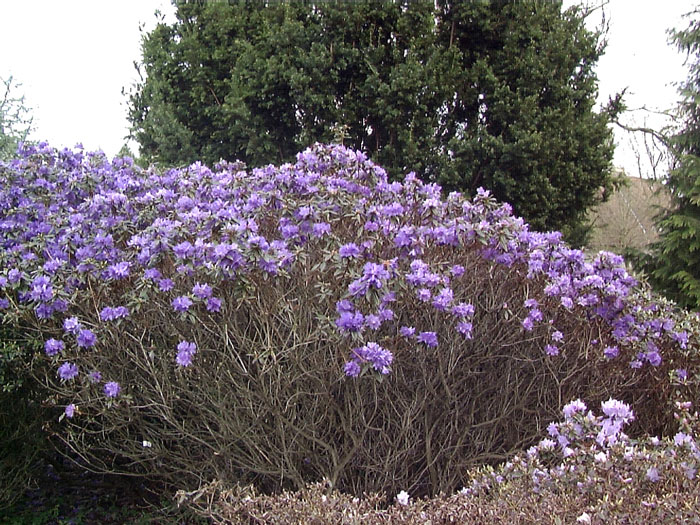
[0,142,698,498]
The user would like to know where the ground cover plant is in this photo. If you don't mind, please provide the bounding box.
[182,399,700,523]
[1,142,699,508]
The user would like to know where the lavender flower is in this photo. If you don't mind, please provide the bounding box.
[103,381,121,397]
[172,295,193,312]
[65,404,76,419]
[562,399,587,419]
[63,316,81,335]
[417,331,438,348]
[338,243,361,258]
[106,261,131,280]
[76,329,97,348]
[192,282,213,299]
[432,287,454,311]
[176,340,197,367]
[99,306,129,321]
[206,297,222,312]
[603,345,619,359]
[545,344,559,356]
[158,278,174,292]
[44,338,65,356]
[399,326,415,338]
[336,310,364,333]
[344,360,361,377]
[58,362,79,381]
[457,321,473,339]
[416,288,431,302]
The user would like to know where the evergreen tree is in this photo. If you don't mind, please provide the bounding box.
[126,0,617,242]
[640,8,700,309]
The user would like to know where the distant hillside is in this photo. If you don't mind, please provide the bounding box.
[586,175,671,255]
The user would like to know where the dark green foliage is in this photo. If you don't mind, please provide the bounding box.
[637,9,700,310]
[126,0,616,243]
[0,325,50,509]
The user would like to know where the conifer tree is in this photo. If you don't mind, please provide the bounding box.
[641,8,700,309]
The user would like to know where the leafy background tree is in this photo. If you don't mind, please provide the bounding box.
[126,0,619,244]
[636,8,700,310]
[0,75,33,160]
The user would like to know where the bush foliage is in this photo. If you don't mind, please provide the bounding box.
[0,142,698,501]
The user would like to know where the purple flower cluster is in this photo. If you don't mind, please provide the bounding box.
[462,399,700,499]
[99,306,129,321]
[345,342,393,376]
[1,141,698,425]
[176,340,197,367]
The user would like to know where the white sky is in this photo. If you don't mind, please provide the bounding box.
[0,1,697,179]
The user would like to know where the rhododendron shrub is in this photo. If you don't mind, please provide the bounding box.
[0,142,698,497]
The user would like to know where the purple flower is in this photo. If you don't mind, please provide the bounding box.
[399,326,415,338]
[173,241,193,258]
[107,261,131,280]
[365,314,382,330]
[457,321,473,339]
[192,282,213,299]
[88,370,102,383]
[312,222,331,237]
[450,265,465,277]
[336,310,364,333]
[432,287,454,311]
[603,345,619,359]
[344,360,361,377]
[176,340,197,367]
[417,331,438,348]
[524,298,538,309]
[545,344,559,356]
[601,398,634,421]
[339,243,361,258]
[58,362,79,381]
[0,298,9,309]
[351,342,393,374]
[44,338,65,356]
[452,303,475,318]
[360,262,390,289]
[336,300,354,313]
[378,307,394,321]
[172,296,193,312]
[63,316,81,335]
[416,288,431,302]
[99,306,129,321]
[104,381,121,398]
[206,297,222,312]
[158,278,174,292]
[76,329,97,348]
[672,331,689,349]
[522,317,534,331]
[65,404,76,419]
[646,348,662,367]
[562,399,587,419]
[646,466,660,482]
[144,268,161,280]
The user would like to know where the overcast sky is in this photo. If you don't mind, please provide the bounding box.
[0,1,697,179]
